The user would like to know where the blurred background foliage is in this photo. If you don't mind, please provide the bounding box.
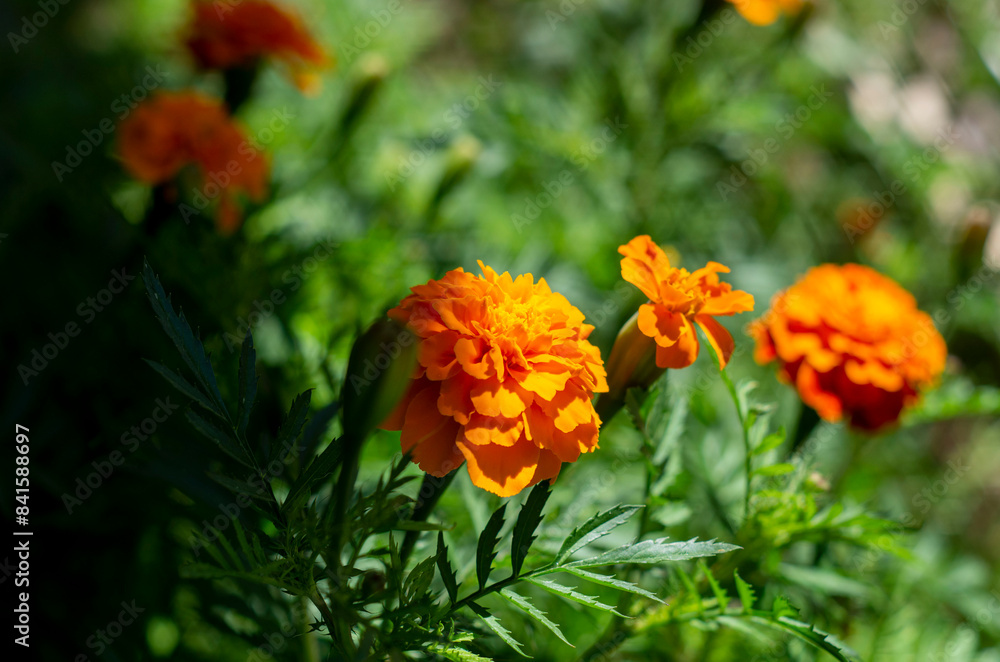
[2,0,1000,659]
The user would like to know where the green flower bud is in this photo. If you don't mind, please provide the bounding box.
[342,317,418,440]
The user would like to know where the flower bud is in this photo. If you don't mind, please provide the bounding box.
[342,317,418,440]
[597,311,665,421]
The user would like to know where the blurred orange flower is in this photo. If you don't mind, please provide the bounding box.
[751,264,947,431]
[726,0,803,26]
[380,262,608,497]
[618,235,754,370]
[117,90,268,233]
[186,0,329,91]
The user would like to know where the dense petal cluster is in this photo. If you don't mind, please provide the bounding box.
[186,0,328,91]
[117,91,268,233]
[380,262,609,497]
[726,0,803,25]
[751,264,947,431]
[619,236,754,370]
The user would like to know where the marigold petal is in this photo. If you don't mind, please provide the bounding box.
[437,372,475,425]
[512,362,572,400]
[400,386,465,476]
[700,290,755,316]
[470,378,531,419]
[619,235,671,301]
[527,449,562,488]
[695,315,735,370]
[419,329,461,380]
[795,364,843,422]
[637,303,685,347]
[655,318,700,369]
[457,434,539,497]
[462,414,524,447]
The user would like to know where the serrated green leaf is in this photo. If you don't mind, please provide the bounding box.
[562,538,740,569]
[207,473,269,500]
[236,332,257,438]
[753,426,786,456]
[501,589,573,647]
[565,568,664,603]
[754,463,795,477]
[652,395,687,466]
[753,614,859,661]
[524,578,625,616]
[392,520,451,532]
[437,531,459,604]
[142,261,229,419]
[469,602,528,657]
[511,481,551,576]
[404,555,437,600]
[477,504,507,590]
[554,505,642,565]
[272,390,311,464]
[771,595,798,619]
[281,437,342,515]
[700,560,729,610]
[186,409,253,468]
[431,646,495,662]
[734,571,756,612]
[144,360,219,416]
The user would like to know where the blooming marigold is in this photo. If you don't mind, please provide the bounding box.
[117,90,269,234]
[379,262,608,497]
[186,0,329,92]
[750,264,947,431]
[617,235,755,371]
[726,0,803,26]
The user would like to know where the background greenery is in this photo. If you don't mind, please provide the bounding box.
[2,0,1000,659]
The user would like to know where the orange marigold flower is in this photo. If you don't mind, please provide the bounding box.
[727,0,803,25]
[750,264,947,431]
[117,90,269,234]
[617,235,755,371]
[379,262,609,497]
[186,0,329,92]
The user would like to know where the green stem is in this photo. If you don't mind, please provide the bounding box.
[400,470,458,566]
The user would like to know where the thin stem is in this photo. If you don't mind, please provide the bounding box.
[400,470,458,566]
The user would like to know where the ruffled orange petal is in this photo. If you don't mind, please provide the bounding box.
[655,318,700,369]
[619,235,671,301]
[400,386,464,476]
[695,315,735,370]
[700,290,755,316]
[457,433,540,497]
[637,303,685,347]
